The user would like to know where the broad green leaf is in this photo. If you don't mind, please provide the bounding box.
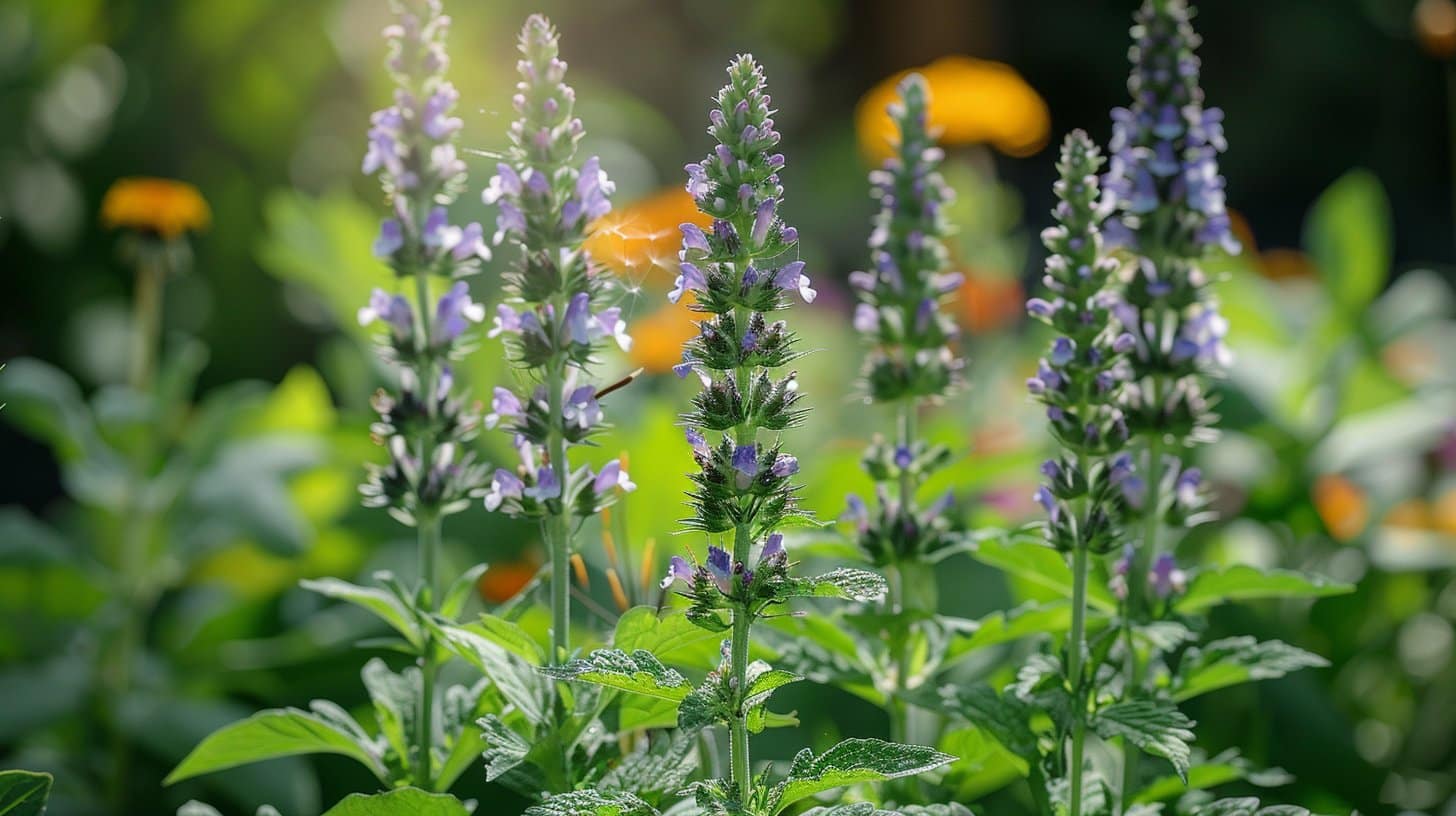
[597,731,699,803]
[0,770,52,816]
[300,576,422,650]
[745,667,802,706]
[441,563,489,620]
[478,714,530,782]
[1173,566,1352,615]
[1134,748,1293,804]
[770,738,956,812]
[1092,700,1195,782]
[165,707,385,785]
[970,538,1116,612]
[1173,637,1328,702]
[1190,797,1310,816]
[798,805,896,816]
[613,607,720,669]
[320,788,471,816]
[783,568,888,602]
[361,658,418,771]
[901,806,976,816]
[435,680,492,793]
[943,602,1072,665]
[178,804,284,816]
[935,685,1038,761]
[525,789,659,816]
[541,649,691,702]
[461,614,545,665]
[1304,169,1391,316]
[433,623,549,724]
[677,669,730,732]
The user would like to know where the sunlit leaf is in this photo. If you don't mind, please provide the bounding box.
[165,707,385,785]
[1173,637,1329,702]
[1174,566,1352,615]
[769,738,956,812]
[319,788,470,816]
[1092,700,1195,782]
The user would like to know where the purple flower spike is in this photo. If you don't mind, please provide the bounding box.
[1035,485,1060,524]
[731,443,759,485]
[486,387,522,429]
[1050,337,1076,366]
[894,445,913,470]
[1149,553,1187,599]
[844,494,870,532]
[681,223,710,255]
[484,468,525,511]
[772,454,799,478]
[525,465,561,500]
[706,545,733,593]
[752,198,775,247]
[563,385,602,430]
[760,533,785,563]
[433,281,486,345]
[669,262,707,304]
[593,458,636,494]
[373,218,405,258]
[564,291,593,344]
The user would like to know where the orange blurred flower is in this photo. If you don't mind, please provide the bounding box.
[1415,0,1456,59]
[586,187,710,290]
[856,56,1050,162]
[101,177,211,238]
[1258,248,1316,281]
[1385,498,1433,530]
[1313,474,1369,541]
[957,271,1024,334]
[628,302,699,374]
[477,556,540,604]
[1434,488,1456,534]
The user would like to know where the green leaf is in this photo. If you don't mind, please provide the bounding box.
[1133,748,1293,804]
[0,770,52,816]
[783,568,889,602]
[677,669,730,732]
[598,731,699,803]
[525,790,660,816]
[478,714,531,782]
[1092,700,1195,782]
[165,706,385,785]
[433,623,550,725]
[320,788,471,816]
[541,649,692,702]
[301,575,422,650]
[900,805,976,816]
[934,684,1038,762]
[1190,798,1310,816]
[435,680,492,793]
[460,614,545,665]
[1173,566,1352,615]
[361,658,418,772]
[770,738,956,812]
[613,607,720,669]
[943,602,1072,664]
[970,538,1116,612]
[799,805,897,816]
[442,563,489,620]
[1173,637,1329,701]
[1304,169,1391,317]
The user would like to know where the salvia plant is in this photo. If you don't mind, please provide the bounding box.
[167,0,497,803]
[6,2,1360,815]
[839,72,970,798]
[544,55,955,816]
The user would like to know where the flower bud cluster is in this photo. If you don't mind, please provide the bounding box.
[358,0,488,524]
[842,75,965,567]
[1105,0,1232,451]
[670,55,811,566]
[1028,131,1137,555]
[481,15,635,522]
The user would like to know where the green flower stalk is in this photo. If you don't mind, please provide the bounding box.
[480,14,635,670]
[841,72,964,760]
[356,0,489,788]
[1026,130,1136,816]
[1102,0,1231,803]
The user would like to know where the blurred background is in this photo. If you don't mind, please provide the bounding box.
[2,1,1455,815]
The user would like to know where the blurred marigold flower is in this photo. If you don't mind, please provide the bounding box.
[477,556,539,603]
[856,56,1050,162]
[957,270,1024,333]
[101,177,211,238]
[1415,0,1456,60]
[585,187,711,289]
[628,301,699,374]
[1313,473,1369,541]
[1385,498,1433,530]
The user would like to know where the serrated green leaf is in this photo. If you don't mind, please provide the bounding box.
[361,658,418,773]
[1173,637,1329,702]
[1305,169,1390,316]
[935,685,1039,761]
[433,623,549,725]
[770,738,956,812]
[441,563,489,620]
[783,568,888,602]
[745,667,802,706]
[0,770,53,816]
[678,669,730,732]
[1173,566,1352,615]
[478,714,530,783]
[970,538,1117,612]
[1133,748,1292,804]
[613,607,720,669]
[320,788,471,816]
[301,577,422,651]
[943,602,1072,665]
[598,731,698,804]
[165,707,385,785]
[461,614,545,665]
[900,805,976,816]
[524,789,659,816]
[1092,700,1195,782]
[1190,797,1310,816]
[542,649,691,702]
[798,804,896,816]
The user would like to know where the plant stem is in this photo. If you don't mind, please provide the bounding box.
[411,267,440,789]
[728,294,757,801]
[1068,541,1089,816]
[128,253,164,390]
[545,355,572,663]
[1120,433,1163,810]
[896,401,916,512]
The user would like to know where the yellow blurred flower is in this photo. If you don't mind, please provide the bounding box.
[586,187,710,291]
[1385,498,1434,530]
[856,56,1050,162]
[1313,473,1369,542]
[628,300,699,375]
[1434,488,1456,534]
[101,177,211,238]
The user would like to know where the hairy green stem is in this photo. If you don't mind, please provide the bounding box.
[545,354,572,663]
[728,295,756,801]
[1068,542,1089,816]
[411,268,439,789]
[1120,433,1163,810]
[128,254,164,391]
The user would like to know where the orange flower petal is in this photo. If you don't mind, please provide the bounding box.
[1313,474,1369,542]
[101,177,211,238]
[586,187,710,290]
